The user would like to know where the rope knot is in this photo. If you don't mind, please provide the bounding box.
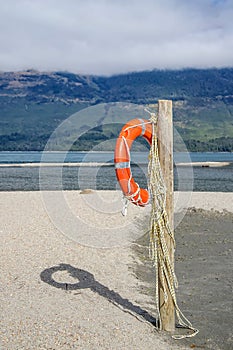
[144,107,157,124]
[149,113,157,124]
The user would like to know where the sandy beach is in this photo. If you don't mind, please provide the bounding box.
[0,191,232,350]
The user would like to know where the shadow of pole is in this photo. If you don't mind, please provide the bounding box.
[40,263,157,327]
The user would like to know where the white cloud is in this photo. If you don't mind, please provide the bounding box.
[0,0,232,75]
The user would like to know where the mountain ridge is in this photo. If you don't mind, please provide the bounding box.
[0,68,233,151]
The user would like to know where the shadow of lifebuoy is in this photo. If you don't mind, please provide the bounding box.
[40,263,158,327]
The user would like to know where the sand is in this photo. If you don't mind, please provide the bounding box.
[176,162,231,167]
[0,191,232,350]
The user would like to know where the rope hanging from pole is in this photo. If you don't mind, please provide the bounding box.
[147,110,198,339]
[114,106,198,339]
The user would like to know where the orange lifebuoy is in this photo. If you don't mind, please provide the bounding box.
[114,118,152,207]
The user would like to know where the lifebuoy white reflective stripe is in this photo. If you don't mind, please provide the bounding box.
[138,118,146,136]
[114,161,130,169]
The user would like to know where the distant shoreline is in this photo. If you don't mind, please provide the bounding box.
[0,161,232,167]
[0,162,114,167]
[175,161,232,167]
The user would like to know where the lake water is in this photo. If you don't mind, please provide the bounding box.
[0,151,232,192]
[1,150,233,164]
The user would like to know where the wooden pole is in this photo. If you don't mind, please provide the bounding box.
[157,100,175,332]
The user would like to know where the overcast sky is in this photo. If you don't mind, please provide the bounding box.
[0,0,232,75]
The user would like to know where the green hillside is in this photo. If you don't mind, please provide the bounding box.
[0,68,233,151]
